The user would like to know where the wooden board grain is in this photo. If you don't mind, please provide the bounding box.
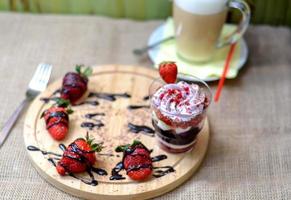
[23,65,210,200]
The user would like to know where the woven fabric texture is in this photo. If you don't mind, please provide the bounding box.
[0,13,290,200]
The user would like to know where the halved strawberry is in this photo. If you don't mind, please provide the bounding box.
[61,65,92,104]
[155,109,173,126]
[159,61,178,84]
[116,140,152,181]
[56,133,103,176]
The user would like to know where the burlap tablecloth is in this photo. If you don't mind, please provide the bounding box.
[0,13,290,200]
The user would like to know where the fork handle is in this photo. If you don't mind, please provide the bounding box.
[0,98,29,147]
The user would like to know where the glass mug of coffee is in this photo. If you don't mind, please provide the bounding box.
[173,0,251,62]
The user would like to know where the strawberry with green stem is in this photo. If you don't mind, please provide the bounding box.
[41,98,73,141]
[61,65,92,104]
[56,132,103,176]
[116,140,153,181]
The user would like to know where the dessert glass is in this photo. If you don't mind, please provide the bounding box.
[149,74,212,153]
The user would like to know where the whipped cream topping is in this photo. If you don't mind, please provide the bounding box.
[152,81,207,121]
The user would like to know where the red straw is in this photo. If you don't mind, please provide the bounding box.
[214,43,237,102]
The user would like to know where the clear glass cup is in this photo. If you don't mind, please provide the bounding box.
[149,74,212,153]
[173,0,251,63]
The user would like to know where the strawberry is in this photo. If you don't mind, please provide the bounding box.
[41,98,73,141]
[116,140,152,181]
[61,65,92,104]
[56,133,102,176]
[158,61,178,84]
[155,109,173,126]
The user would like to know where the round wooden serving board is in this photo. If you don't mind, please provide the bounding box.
[23,65,210,200]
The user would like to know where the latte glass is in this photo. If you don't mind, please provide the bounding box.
[173,0,251,63]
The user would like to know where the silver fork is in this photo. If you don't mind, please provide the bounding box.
[0,63,52,147]
[132,36,174,56]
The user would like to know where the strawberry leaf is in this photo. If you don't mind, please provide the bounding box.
[91,143,103,152]
[87,137,94,145]
[85,132,103,152]
[55,98,70,108]
[115,144,130,152]
[66,108,74,114]
[40,111,45,118]
[115,140,142,152]
[132,140,142,147]
[83,67,92,77]
[85,132,90,142]
[75,65,83,74]
[75,64,92,78]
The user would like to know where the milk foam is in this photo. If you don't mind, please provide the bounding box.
[175,0,228,15]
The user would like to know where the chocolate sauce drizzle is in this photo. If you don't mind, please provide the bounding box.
[153,166,175,178]
[110,162,125,180]
[41,97,99,107]
[91,167,108,176]
[151,155,175,178]
[53,89,61,95]
[151,154,167,162]
[27,145,62,157]
[70,170,98,186]
[48,158,57,166]
[127,105,150,110]
[98,153,119,157]
[40,89,61,103]
[128,123,155,137]
[109,154,174,180]
[88,92,131,102]
[85,113,105,119]
[126,163,152,173]
[143,95,150,101]
[40,97,60,103]
[27,144,108,186]
[59,144,66,151]
[46,111,68,121]
[44,111,69,129]
[81,122,104,130]
[75,101,99,106]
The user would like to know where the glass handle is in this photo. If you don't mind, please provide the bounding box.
[217,0,251,48]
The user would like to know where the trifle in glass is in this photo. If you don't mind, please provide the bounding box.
[150,74,211,153]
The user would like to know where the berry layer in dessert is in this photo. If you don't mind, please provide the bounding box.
[151,81,210,153]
